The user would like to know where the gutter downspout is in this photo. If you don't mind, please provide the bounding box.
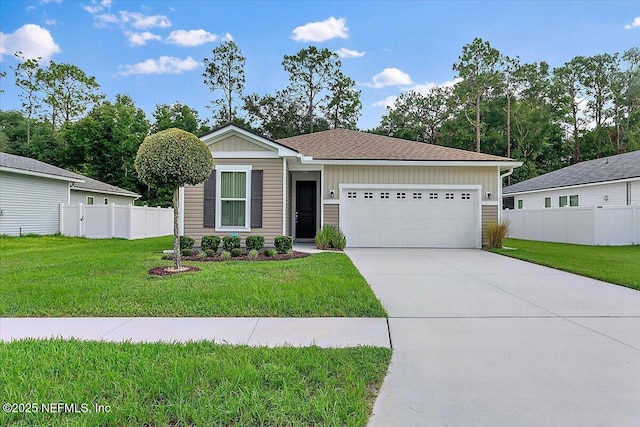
[499,168,514,222]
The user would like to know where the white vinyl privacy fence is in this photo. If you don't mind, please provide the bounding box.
[503,204,640,246]
[60,203,173,239]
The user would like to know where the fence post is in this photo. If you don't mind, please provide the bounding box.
[59,203,64,235]
[633,204,638,245]
[109,203,115,238]
[592,205,598,246]
[78,203,84,237]
[128,204,133,239]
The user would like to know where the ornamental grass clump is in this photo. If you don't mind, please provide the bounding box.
[315,225,347,250]
[485,220,510,249]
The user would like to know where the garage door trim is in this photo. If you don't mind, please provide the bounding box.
[338,183,482,248]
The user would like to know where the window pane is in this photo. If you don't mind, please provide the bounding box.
[570,195,579,206]
[559,196,567,207]
[221,201,245,226]
[517,200,523,209]
[545,197,551,208]
[221,172,246,198]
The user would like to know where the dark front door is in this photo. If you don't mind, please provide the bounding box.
[296,181,317,239]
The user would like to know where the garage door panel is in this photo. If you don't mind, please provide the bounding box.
[341,187,480,248]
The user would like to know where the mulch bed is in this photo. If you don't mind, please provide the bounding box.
[161,251,311,262]
[148,265,201,276]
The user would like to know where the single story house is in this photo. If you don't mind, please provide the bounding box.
[181,125,520,248]
[0,152,139,236]
[503,150,640,210]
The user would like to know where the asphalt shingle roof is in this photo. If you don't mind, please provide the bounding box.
[0,152,139,198]
[503,150,640,194]
[277,129,513,162]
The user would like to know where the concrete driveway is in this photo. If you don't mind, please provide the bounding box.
[345,248,640,427]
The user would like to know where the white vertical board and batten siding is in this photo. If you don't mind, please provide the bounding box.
[183,158,283,246]
[323,165,497,201]
[210,135,272,152]
[0,171,69,236]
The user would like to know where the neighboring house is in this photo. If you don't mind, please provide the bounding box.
[182,125,520,248]
[0,152,139,236]
[503,150,640,210]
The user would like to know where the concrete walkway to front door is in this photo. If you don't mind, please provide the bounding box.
[345,248,640,427]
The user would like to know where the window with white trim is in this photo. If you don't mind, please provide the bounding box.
[445,193,454,200]
[570,195,579,207]
[86,196,94,205]
[380,192,389,199]
[364,192,373,199]
[429,192,438,199]
[104,198,109,205]
[216,165,251,230]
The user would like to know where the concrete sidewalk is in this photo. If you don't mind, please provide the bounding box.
[0,317,390,348]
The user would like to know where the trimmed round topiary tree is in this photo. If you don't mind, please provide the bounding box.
[135,128,214,270]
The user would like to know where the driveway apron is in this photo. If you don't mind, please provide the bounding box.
[345,248,640,427]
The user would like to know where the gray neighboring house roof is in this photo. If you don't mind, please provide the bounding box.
[0,152,139,198]
[503,150,640,195]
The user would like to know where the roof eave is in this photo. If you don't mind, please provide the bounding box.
[0,166,85,183]
[298,158,522,167]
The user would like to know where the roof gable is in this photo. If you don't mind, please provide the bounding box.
[200,124,299,157]
[277,129,514,162]
[504,150,640,194]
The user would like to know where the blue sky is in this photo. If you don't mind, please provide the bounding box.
[1,0,639,130]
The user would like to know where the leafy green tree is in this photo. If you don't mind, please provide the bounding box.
[151,102,207,135]
[36,61,104,132]
[203,41,246,124]
[323,71,361,129]
[379,87,452,144]
[12,53,42,146]
[282,46,342,134]
[135,128,214,270]
[453,38,502,152]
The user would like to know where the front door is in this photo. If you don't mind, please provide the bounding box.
[296,181,317,239]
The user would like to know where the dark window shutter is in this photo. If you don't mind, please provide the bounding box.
[203,172,216,228]
[251,170,263,228]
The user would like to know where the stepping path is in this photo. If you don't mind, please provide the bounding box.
[0,317,390,348]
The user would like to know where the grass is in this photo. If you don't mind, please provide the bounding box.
[0,235,386,317]
[493,238,640,291]
[0,339,391,426]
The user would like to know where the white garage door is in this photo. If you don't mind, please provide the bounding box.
[340,186,481,248]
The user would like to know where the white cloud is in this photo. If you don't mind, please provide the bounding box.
[336,47,365,58]
[224,33,233,41]
[363,67,413,88]
[83,0,111,15]
[0,24,61,61]
[40,0,62,3]
[119,11,171,29]
[624,16,640,29]
[45,18,57,25]
[292,16,348,42]
[94,13,119,27]
[127,31,162,46]
[409,77,461,95]
[372,95,398,108]
[118,56,198,76]
[166,29,218,47]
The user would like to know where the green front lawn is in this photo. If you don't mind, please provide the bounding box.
[0,339,391,426]
[493,238,640,291]
[0,236,386,317]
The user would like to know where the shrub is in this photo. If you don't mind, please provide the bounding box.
[197,250,208,259]
[222,235,241,252]
[230,248,243,257]
[181,248,192,256]
[205,249,216,257]
[315,225,347,250]
[200,235,221,252]
[274,236,293,254]
[264,248,276,257]
[221,251,231,260]
[180,236,195,250]
[245,235,265,252]
[248,249,259,259]
[485,220,510,249]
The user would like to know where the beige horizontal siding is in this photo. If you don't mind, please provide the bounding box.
[481,204,499,248]
[323,204,339,227]
[324,165,498,202]
[209,135,270,152]
[184,158,284,246]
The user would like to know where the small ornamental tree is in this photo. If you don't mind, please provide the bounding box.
[135,128,214,270]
